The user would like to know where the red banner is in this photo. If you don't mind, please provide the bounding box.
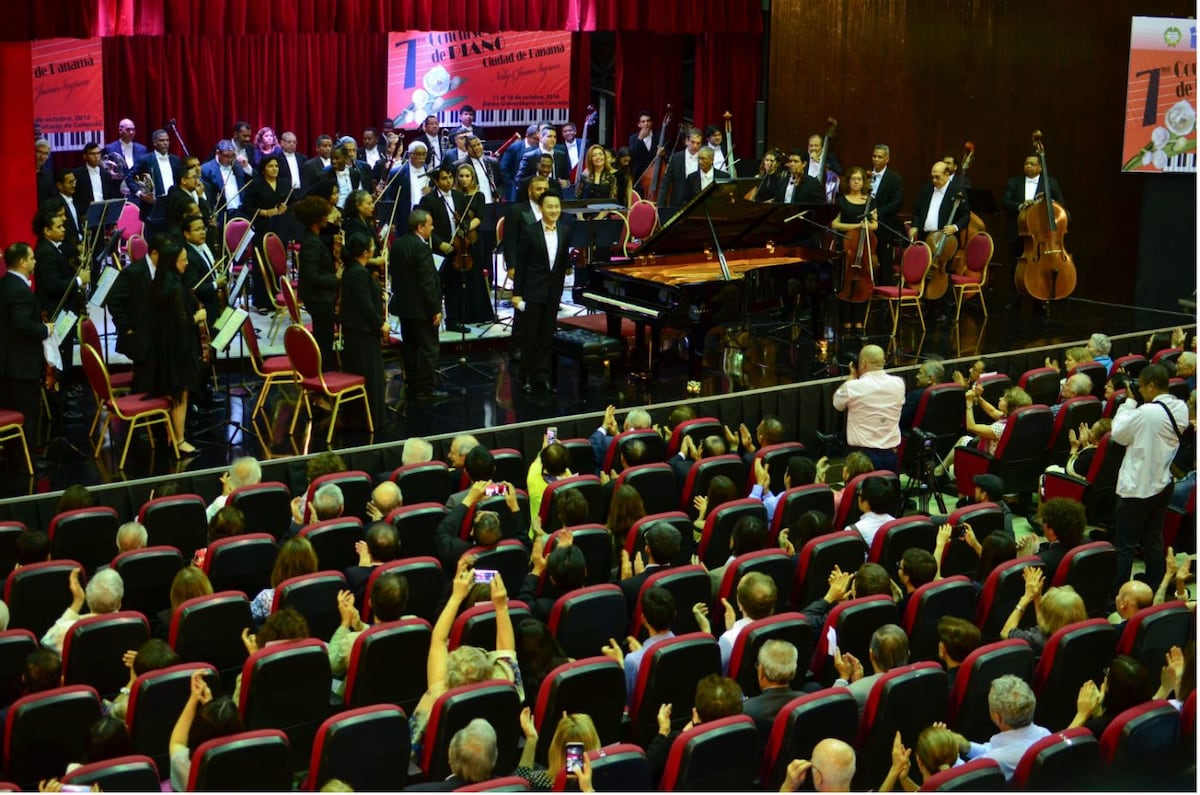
[30,38,104,139]
[387,31,572,125]
[1122,17,1196,173]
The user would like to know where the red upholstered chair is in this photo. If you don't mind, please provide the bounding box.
[0,630,37,709]
[0,410,32,475]
[790,531,869,609]
[61,611,150,698]
[1011,727,1099,790]
[679,455,746,519]
[1018,365,1062,408]
[0,521,22,580]
[1042,432,1125,528]
[257,231,290,343]
[126,662,217,774]
[614,463,677,516]
[809,595,898,685]
[899,384,966,482]
[419,682,521,780]
[280,276,306,327]
[854,662,948,790]
[769,484,835,545]
[626,199,659,242]
[448,601,533,652]
[226,481,292,540]
[467,540,529,595]
[713,550,795,635]
[831,470,900,531]
[1032,618,1117,729]
[238,638,331,765]
[1103,388,1131,419]
[49,505,119,575]
[975,555,1042,640]
[223,217,252,264]
[1110,353,1148,378]
[559,439,596,481]
[727,613,813,698]
[973,372,1012,425]
[111,546,185,620]
[1050,540,1116,618]
[665,417,724,457]
[272,571,347,642]
[304,470,374,524]
[387,501,447,559]
[542,525,612,587]
[202,533,276,596]
[550,743,650,791]
[695,498,767,571]
[61,754,161,792]
[306,705,410,792]
[115,205,142,247]
[656,714,759,791]
[946,639,1035,742]
[953,404,1053,502]
[1069,361,1108,399]
[627,633,721,747]
[901,576,977,662]
[625,512,693,566]
[242,315,298,431]
[138,494,208,561]
[1115,602,1193,681]
[866,240,932,336]
[548,585,626,660]
[539,475,604,531]
[760,690,858,790]
[869,515,937,580]
[4,559,81,638]
[602,427,667,473]
[456,776,530,791]
[284,324,372,443]
[3,685,102,790]
[343,619,431,714]
[938,501,1003,578]
[950,231,993,320]
[630,566,711,639]
[1182,689,1196,747]
[79,317,133,432]
[1098,701,1182,787]
[490,447,527,489]
[363,557,442,623]
[81,343,178,469]
[169,591,254,688]
[187,729,292,791]
[299,516,364,572]
[1046,395,1102,467]
[748,442,808,494]
[919,757,1005,791]
[532,658,625,764]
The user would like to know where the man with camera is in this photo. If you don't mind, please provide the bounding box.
[832,344,905,472]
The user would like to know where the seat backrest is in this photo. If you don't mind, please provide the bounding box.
[1071,361,1108,399]
[227,482,293,541]
[364,557,443,623]
[900,240,932,287]
[626,512,693,566]
[169,591,253,685]
[770,484,835,542]
[4,559,81,638]
[0,521,25,580]
[631,566,711,639]
[264,231,287,278]
[545,525,612,587]
[203,532,277,596]
[793,531,869,608]
[901,576,978,662]
[1033,618,1116,729]
[127,232,149,261]
[761,689,858,789]
[305,470,374,524]
[1011,726,1099,790]
[1051,540,1116,617]
[627,200,659,239]
[112,545,185,619]
[126,662,217,774]
[490,448,527,489]
[533,657,626,765]
[696,498,767,571]
[1110,353,1147,378]
[603,428,667,473]
[962,230,993,274]
[832,470,899,531]
[49,506,120,575]
[62,611,151,698]
[1098,700,1181,769]
[79,316,103,354]
[1115,602,1193,681]
[810,595,898,682]
[726,612,813,698]
[909,384,967,457]
[870,515,937,580]
[239,638,331,761]
[273,571,348,642]
[855,662,948,789]
[420,681,521,781]
[299,517,365,572]
[616,463,678,516]
[1048,396,1102,465]
[308,704,410,791]
[448,601,533,652]
[387,501,449,559]
[4,685,102,789]
[946,639,1035,742]
[284,323,324,381]
[552,743,650,792]
[629,633,721,747]
[80,343,114,405]
[0,630,36,710]
[455,775,530,791]
[919,756,1005,791]
[241,315,266,368]
[714,550,795,636]
[548,584,627,660]
[680,455,746,517]
[666,417,724,457]
[344,618,431,713]
[61,753,161,792]
[990,405,1054,493]
[975,555,1042,639]
[138,494,209,561]
[751,442,808,494]
[657,714,759,791]
[540,475,604,530]
[1019,366,1062,408]
[467,540,530,597]
[188,729,293,791]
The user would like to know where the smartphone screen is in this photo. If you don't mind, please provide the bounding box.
[485,483,507,497]
[565,742,584,774]
[473,568,498,584]
[826,625,838,656]
[546,426,558,443]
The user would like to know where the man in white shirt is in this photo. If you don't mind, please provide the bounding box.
[42,568,124,654]
[1110,363,1189,598]
[200,140,246,223]
[279,131,306,194]
[206,456,263,522]
[692,571,777,673]
[681,147,727,204]
[947,675,1050,782]
[832,344,905,472]
[845,476,896,548]
[663,129,703,210]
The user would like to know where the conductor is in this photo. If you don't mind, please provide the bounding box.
[390,208,445,402]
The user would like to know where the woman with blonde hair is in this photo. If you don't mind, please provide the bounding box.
[578,144,618,202]
[515,710,601,789]
[880,724,963,791]
[1000,567,1086,655]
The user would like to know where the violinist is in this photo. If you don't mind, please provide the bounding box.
[0,242,53,452]
[146,236,205,456]
[342,189,388,277]
[418,165,471,333]
[830,166,879,330]
[747,148,786,203]
[295,195,342,368]
[34,205,82,421]
[909,161,970,321]
[181,215,224,341]
[338,231,386,428]
[167,166,213,236]
[451,164,494,326]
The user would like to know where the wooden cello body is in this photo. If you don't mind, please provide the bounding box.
[838,223,877,303]
[1015,131,1076,301]
[925,142,976,298]
[635,104,672,203]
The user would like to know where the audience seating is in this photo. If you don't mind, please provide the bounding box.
[657,714,759,791]
[1109,353,1148,378]
[954,404,1054,501]
[3,685,102,789]
[138,494,209,561]
[751,442,808,494]
[615,463,678,516]
[0,521,24,579]
[1163,485,1195,553]
[420,681,521,781]
[919,757,1006,791]
[901,384,967,468]
[626,512,694,567]
[1098,700,1181,786]
[832,470,901,531]
[679,455,746,519]
[602,428,668,473]
[791,531,869,608]
[203,532,277,596]
[768,484,835,546]
[938,502,1004,578]
[0,630,37,709]
[1050,540,1116,618]
[1042,432,1125,528]
[712,550,795,635]
[273,570,347,641]
[169,591,254,690]
[665,417,725,457]
[457,775,530,791]
[490,448,527,490]
[761,689,858,790]
[854,662,948,790]
[559,438,596,481]
[1018,366,1062,408]
[551,743,650,791]
[696,498,767,571]
[390,463,452,508]
[112,545,184,619]
[1102,388,1131,419]
[548,584,627,660]
[457,491,532,543]
[468,540,530,594]
[306,705,410,791]
[238,637,332,767]
[1070,361,1108,399]
[630,566,710,639]
[80,343,178,469]
[361,557,442,623]
[1046,395,1103,467]
[901,576,977,661]
[946,639,1036,742]
[126,662,218,774]
[1032,618,1117,730]
[48,506,119,575]
[61,754,161,792]
[62,611,150,698]
[869,516,937,581]
[810,595,898,685]
[532,657,626,764]
[388,502,448,559]
[544,525,612,587]
[1115,602,1193,681]
[448,601,533,652]
[540,475,604,531]
[305,470,373,524]
[975,555,1042,640]
[628,633,721,747]
[974,373,1013,425]
[343,619,431,714]
[187,729,293,791]
[227,481,292,541]
[1011,726,1099,791]
[298,517,364,573]
[4,559,81,638]
[727,613,813,698]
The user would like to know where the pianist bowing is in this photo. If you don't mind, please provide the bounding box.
[512,192,571,394]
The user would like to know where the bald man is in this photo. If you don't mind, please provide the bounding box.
[1110,580,1153,628]
[780,738,857,792]
[909,161,970,322]
[832,344,905,472]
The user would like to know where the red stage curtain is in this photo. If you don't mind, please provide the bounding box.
[612,31,685,156]
[570,31,592,126]
[0,42,35,257]
[693,32,762,168]
[579,0,762,34]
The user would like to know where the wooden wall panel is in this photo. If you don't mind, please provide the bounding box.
[768,0,1195,304]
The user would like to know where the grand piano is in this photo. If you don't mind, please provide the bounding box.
[573,178,838,377]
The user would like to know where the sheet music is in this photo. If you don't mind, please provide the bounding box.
[433,253,445,269]
[227,261,253,307]
[42,338,63,371]
[212,306,236,332]
[231,227,255,263]
[90,267,119,307]
[53,310,78,342]
[214,308,249,351]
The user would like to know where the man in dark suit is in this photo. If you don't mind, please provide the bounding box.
[403,719,497,791]
[1002,152,1066,263]
[417,115,448,171]
[515,127,570,193]
[200,141,249,223]
[106,233,158,393]
[515,154,565,204]
[180,215,222,331]
[500,125,539,202]
[0,242,53,447]
[909,160,971,320]
[560,120,584,179]
[662,129,703,214]
[300,135,333,191]
[628,110,662,186]
[389,208,444,402]
[322,144,364,208]
[49,170,83,257]
[419,166,475,333]
[456,136,506,204]
[134,129,183,235]
[741,639,805,738]
[502,175,548,363]
[103,118,148,195]
[73,142,121,222]
[778,150,826,248]
[337,137,375,195]
[278,131,307,197]
[167,166,214,230]
[513,192,570,393]
[615,520,681,621]
[681,147,729,204]
[382,142,432,213]
[869,144,905,275]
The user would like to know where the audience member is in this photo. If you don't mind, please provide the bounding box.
[954,386,1032,470]
[154,565,213,639]
[168,670,243,792]
[694,570,776,671]
[778,509,833,554]
[14,528,50,566]
[880,725,961,792]
[115,521,148,553]
[590,404,652,470]
[513,617,569,709]
[345,521,400,607]
[107,638,181,720]
[205,456,262,522]
[1053,372,1093,415]
[448,446,497,509]
[947,675,1050,781]
[1001,567,1085,655]
[364,480,403,523]
[250,536,319,625]
[750,455,816,523]
[833,623,910,717]
[206,505,246,547]
[936,615,981,691]
[234,607,311,702]
[606,485,646,565]
[706,516,769,595]
[328,576,410,692]
[515,711,601,790]
[617,522,680,618]
[742,639,802,737]
[520,532,587,620]
[819,452,874,513]
[528,440,573,525]
[289,452,348,527]
[853,562,898,600]
[832,344,905,472]
[1068,653,1152,735]
[1087,333,1113,373]
[846,476,896,547]
[56,484,95,513]
[42,567,124,653]
[692,473,738,536]
[900,360,946,432]
[670,434,728,487]
[1110,579,1153,629]
[780,737,856,792]
[603,585,676,703]
[0,600,7,632]
[645,674,743,783]
[434,479,524,570]
[406,718,497,790]
[1177,351,1196,391]
[402,437,435,465]
[1023,496,1086,572]
[725,415,787,467]
[894,548,937,616]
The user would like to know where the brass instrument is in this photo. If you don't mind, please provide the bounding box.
[102,151,155,200]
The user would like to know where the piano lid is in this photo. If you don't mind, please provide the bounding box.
[634,178,839,258]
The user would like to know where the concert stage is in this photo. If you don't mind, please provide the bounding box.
[0,288,1192,502]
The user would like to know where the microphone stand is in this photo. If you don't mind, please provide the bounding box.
[166,118,191,159]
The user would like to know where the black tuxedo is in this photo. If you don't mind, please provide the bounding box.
[870,168,904,240]
[199,159,249,214]
[418,189,469,266]
[514,218,571,385]
[1002,174,1066,254]
[300,156,331,191]
[418,133,448,170]
[381,164,431,214]
[500,140,534,201]
[0,271,49,440]
[662,150,696,210]
[72,164,120,220]
[910,181,970,239]
[279,152,307,196]
[320,165,363,197]
[502,201,539,269]
[389,232,442,397]
[681,169,730,204]
[184,244,222,326]
[49,194,83,253]
[780,174,825,205]
[167,186,213,230]
[515,176,563,204]
[134,152,183,199]
[455,154,506,201]
[106,259,155,384]
[516,148,571,187]
[628,133,658,183]
[33,238,75,316]
[103,139,148,194]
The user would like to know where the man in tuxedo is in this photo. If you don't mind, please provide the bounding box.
[502,175,548,364]
[358,127,386,179]
[628,110,661,184]
[167,166,213,235]
[134,130,183,235]
[515,126,570,193]
[35,140,55,204]
[181,215,223,330]
[337,137,375,194]
[456,105,480,139]
[1002,152,1066,263]
[106,232,158,392]
[34,206,82,424]
[419,166,475,333]
[500,125,539,202]
[458,136,505,205]
[681,147,729,204]
[779,150,825,248]
[300,135,334,191]
[73,142,120,222]
[515,154,565,203]
[389,208,445,402]
[200,141,248,225]
[103,118,147,196]
[418,115,446,170]
[704,124,731,175]
[662,129,703,213]
[50,170,83,257]
[278,131,307,196]
[230,121,254,176]
[870,144,905,275]
[512,191,570,393]
[910,161,971,320]
[0,242,53,448]
[560,121,583,178]
[382,141,432,212]
[321,144,364,209]
[807,133,843,177]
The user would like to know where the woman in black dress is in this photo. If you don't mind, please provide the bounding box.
[342,190,389,275]
[748,148,786,202]
[447,163,494,325]
[338,231,386,428]
[294,195,341,369]
[147,237,205,455]
[245,155,291,312]
[578,144,618,201]
[612,146,635,208]
[830,166,879,329]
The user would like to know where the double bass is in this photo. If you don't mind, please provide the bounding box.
[923,142,974,301]
[572,105,598,186]
[635,104,672,203]
[814,117,839,202]
[1015,131,1076,301]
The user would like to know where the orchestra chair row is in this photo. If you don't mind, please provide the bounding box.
[0,410,32,475]
[284,325,373,446]
[80,343,179,470]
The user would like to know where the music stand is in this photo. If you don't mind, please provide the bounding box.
[567,217,624,265]
[193,306,255,443]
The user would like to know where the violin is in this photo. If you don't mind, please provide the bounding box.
[635,104,672,203]
[1015,131,1076,302]
[194,289,212,366]
[42,310,59,392]
[451,201,478,273]
[837,195,877,303]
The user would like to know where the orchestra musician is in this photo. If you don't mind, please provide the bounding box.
[389,208,445,402]
[106,233,157,393]
[200,140,248,227]
[181,215,224,345]
[516,154,563,203]
[134,130,183,236]
[807,134,844,178]
[831,166,880,330]
[338,231,386,427]
[103,118,147,196]
[704,125,729,175]
[342,189,389,283]
[323,144,363,209]
[681,146,729,204]
[167,165,214,236]
[145,235,205,456]
[453,164,496,325]
[909,161,970,321]
[359,127,386,181]
[245,154,292,311]
[300,135,334,191]
[869,144,905,275]
[35,139,54,204]
[73,141,121,218]
[457,136,505,205]
[381,140,431,211]
[278,131,306,196]
[419,165,473,334]
[561,121,583,177]
[50,170,83,258]
[512,191,571,394]
[628,111,663,183]
[662,129,703,214]
[748,148,786,203]
[501,125,540,202]
[0,242,54,451]
[250,126,282,170]
[612,147,635,210]
[1002,152,1066,264]
[516,125,570,193]
[295,195,343,368]
[33,204,82,414]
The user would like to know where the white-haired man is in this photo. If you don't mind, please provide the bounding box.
[42,567,124,653]
[206,456,262,522]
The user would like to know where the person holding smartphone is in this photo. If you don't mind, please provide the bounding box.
[513,711,600,790]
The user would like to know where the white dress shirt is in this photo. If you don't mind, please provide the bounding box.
[407,168,425,209]
[440,191,458,236]
[870,167,888,197]
[86,165,104,206]
[283,153,301,186]
[712,148,727,173]
[219,165,241,210]
[699,168,714,191]
[1111,394,1189,498]
[684,150,699,176]
[59,192,81,238]
[542,224,559,269]
[832,369,906,450]
[335,169,352,207]
[1023,177,1040,202]
[923,184,949,232]
[155,152,174,191]
[471,159,493,203]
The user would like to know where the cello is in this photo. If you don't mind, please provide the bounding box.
[837,194,878,303]
[572,105,598,187]
[635,104,672,202]
[1015,130,1076,301]
[923,142,974,301]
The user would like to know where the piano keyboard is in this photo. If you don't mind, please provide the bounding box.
[1162,152,1197,173]
[45,129,104,151]
[579,291,661,320]
[469,109,570,127]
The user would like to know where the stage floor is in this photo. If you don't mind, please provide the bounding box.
[1,287,1193,498]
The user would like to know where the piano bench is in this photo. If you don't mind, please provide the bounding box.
[552,328,623,389]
